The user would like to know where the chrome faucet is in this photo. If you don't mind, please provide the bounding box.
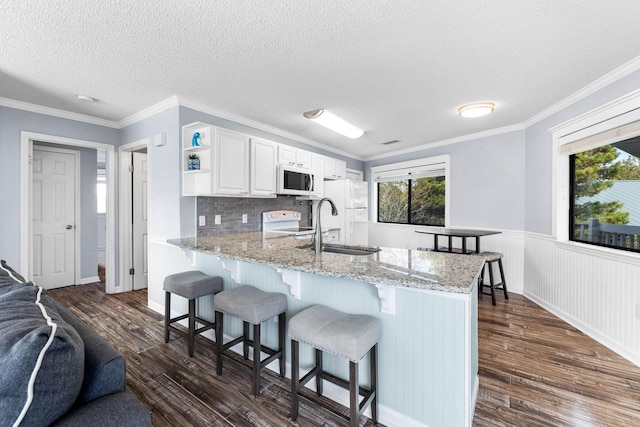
[313,198,338,255]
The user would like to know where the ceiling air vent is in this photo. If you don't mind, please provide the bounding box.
[382,139,400,145]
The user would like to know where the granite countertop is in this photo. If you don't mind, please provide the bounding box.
[168,232,486,294]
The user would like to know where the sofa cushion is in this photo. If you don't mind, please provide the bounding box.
[0,259,27,295]
[0,283,85,427]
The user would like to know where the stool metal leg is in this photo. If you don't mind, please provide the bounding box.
[215,311,224,375]
[253,322,261,397]
[498,258,509,299]
[278,312,286,377]
[164,292,171,343]
[315,348,323,396]
[487,261,497,306]
[188,298,196,357]
[371,344,378,423]
[349,360,358,427]
[243,321,250,360]
[291,339,300,421]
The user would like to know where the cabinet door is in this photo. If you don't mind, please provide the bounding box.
[296,150,311,169]
[250,139,277,197]
[324,156,336,179]
[215,129,250,195]
[278,145,296,166]
[311,154,325,197]
[335,159,347,179]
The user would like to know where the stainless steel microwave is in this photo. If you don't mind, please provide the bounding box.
[276,165,315,195]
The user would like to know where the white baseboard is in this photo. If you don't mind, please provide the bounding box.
[79,276,100,285]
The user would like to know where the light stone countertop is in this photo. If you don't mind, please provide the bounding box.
[168,232,486,294]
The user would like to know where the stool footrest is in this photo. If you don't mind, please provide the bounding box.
[320,371,373,399]
[167,318,215,338]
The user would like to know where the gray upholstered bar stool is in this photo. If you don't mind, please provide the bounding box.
[214,285,287,397]
[289,304,381,427]
[164,271,223,357]
[476,252,508,306]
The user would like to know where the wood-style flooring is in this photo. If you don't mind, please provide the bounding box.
[49,284,640,426]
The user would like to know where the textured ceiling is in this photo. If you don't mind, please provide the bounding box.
[2,1,640,159]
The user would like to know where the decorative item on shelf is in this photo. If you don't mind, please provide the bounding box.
[192,132,201,147]
[187,153,200,170]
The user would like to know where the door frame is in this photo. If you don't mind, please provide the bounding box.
[118,139,149,292]
[31,145,81,287]
[20,132,117,293]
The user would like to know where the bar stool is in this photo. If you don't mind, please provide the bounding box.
[289,304,380,427]
[476,252,508,306]
[214,285,287,397]
[164,271,223,357]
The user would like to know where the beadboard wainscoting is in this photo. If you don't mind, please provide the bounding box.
[368,224,525,295]
[523,233,640,367]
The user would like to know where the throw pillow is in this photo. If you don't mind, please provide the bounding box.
[0,283,85,426]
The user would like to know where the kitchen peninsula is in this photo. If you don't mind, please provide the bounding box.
[168,232,485,427]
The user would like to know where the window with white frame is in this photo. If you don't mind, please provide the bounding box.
[372,155,449,227]
[554,90,640,253]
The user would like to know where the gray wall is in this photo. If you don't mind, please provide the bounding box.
[364,130,527,231]
[0,106,119,270]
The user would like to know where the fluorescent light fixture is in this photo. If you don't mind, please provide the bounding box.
[303,109,364,139]
[457,102,495,118]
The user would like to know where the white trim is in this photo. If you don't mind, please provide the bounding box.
[0,97,118,128]
[78,276,100,285]
[118,139,150,293]
[32,145,81,286]
[118,96,179,128]
[20,132,117,294]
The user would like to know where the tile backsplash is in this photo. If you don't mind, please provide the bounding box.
[197,196,313,236]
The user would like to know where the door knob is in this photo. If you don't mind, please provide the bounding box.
[66,225,73,230]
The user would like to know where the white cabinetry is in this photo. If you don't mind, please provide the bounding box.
[311,153,325,198]
[250,138,277,197]
[324,157,346,180]
[278,145,311,169]
[213,129,250,195]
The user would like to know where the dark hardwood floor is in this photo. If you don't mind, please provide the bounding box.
[49,284,640,426]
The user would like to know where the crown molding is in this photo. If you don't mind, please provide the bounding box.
[0,97,119,128]
[117,96,180,128]
[176,96,363,161]
[523,54,640,128]
[363,123,526,162]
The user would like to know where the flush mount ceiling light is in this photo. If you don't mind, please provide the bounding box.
[457,102,495,118]
[76,94,96,102]
[303,109,364,139]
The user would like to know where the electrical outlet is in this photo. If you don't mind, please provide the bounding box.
[215,215,221,225]
[198,215,206,226]
[242,214,248,224]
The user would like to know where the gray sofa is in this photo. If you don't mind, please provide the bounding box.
[0,260,151,427]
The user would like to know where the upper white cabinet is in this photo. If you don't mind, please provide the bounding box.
[324,157,346,180]
[278,145,311,169]
[250,138,277,197]
[310,153,325,197]
[214,129,250,195]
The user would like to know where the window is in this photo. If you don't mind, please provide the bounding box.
[372,155,449,227]
[570,140,640,252]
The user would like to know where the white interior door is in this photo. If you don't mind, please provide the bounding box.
[32,148,76,289]
[132,152,148,290]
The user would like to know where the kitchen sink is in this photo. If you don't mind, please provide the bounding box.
[297,244,381,256]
